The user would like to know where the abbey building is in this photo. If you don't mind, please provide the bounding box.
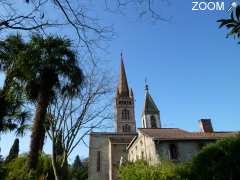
[88,55,237,180]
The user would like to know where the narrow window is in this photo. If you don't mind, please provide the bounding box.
[169,144,178,160]
[97,151,101,172]
[122,125,125,132]
[127,124,131,132]
[123,124,131,132]
[122,109,130,120]
[150,115,157,128]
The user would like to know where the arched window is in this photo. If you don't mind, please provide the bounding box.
[150,115,157,128]
[122,109,130,120]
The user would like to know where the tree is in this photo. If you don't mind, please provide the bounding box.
[17,35,84,171]
[5,138,19,163]
[118,160,178,180]
[218,6,240,41]
[3,154,55,180]
[0,34,84,170]
[46,62,112,180]
[72,155,88,180]
[0,35,30,135]
[184,135,240,180]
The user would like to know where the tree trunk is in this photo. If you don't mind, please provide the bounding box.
[28,91,50,170]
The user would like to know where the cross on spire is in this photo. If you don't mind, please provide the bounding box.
[145,78,149,92]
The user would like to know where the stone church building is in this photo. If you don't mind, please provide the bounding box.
[88,55,237,180]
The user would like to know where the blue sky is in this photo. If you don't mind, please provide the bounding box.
[1,0,240,161]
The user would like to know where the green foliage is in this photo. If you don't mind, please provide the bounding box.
[2,154,54,180]
[71,155,88,180]
[184,135,240,180]
[5,138,19,163]
[0,34,84,169]
[0,154,7,179]
[118,160,178,180]
[119,136,240,180]
[218,6,240,41]
[0,35,30,134]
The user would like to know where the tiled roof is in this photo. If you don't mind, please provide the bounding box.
[90,131,137,137]
[138,128,238,140]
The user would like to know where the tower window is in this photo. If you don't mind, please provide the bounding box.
[122,109,130,120]
[150,115,157,128]
[169,144,178,160]
[122,124,131,132]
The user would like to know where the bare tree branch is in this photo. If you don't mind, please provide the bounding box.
[0,0,169,58]
[46,62,114,179]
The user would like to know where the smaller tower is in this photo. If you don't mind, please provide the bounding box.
[141,83,161,128]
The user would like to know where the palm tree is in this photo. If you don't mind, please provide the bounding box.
[0,35,30,135]
[1,34,84,171]
[17,35,84,170]
[218,6,240,40]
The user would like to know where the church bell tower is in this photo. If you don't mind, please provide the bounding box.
[141,83,161,128]
[115,54,136,133]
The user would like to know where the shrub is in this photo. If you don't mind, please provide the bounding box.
[4,154,54,180]
[118,160,178,180]
[186,135,240,180]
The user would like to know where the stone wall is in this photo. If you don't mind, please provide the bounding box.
[88,134,110,180]
[89,133,136,180]
[128,132,157,164]
[128,134,215,164]
[155,140,215,162]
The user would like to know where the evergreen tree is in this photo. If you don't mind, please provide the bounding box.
[72,155,88,180]
[5,138,19,162]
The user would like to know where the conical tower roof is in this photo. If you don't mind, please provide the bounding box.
[117,53,129,96]
[142,84,159,115]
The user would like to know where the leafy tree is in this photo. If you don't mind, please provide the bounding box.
[3,154,55,180]
[118,160,177,180]
[0,35,30,134]
[72,155,88,180]
[184,135,240,180]
[21,35,84,170]
[218,6,240,41]
[5,138,19,163]
[0,34,84,170]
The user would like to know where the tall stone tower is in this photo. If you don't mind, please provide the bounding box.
[115,54,136,133]
[141,84,161,128]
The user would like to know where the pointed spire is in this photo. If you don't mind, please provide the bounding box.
[118,53,129,96]
[142,82,159,115]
